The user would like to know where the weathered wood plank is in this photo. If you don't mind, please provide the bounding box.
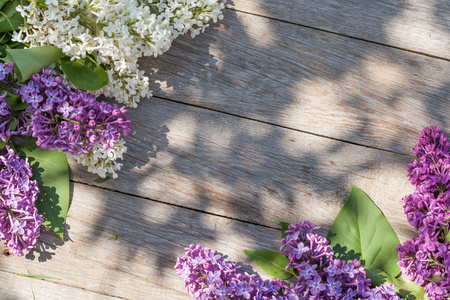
[0,183,282,299]
[227,0,450,59]
[0,271,115,300]
[71,96,416,243]
[142,9,450,155]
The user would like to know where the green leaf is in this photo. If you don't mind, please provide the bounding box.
[0,32,11,44]
[94,176,110,183]
[17,274,61,280]
[445,228,450,242]
[0,0,25,33]
[427,276,442,283]
[366,268,427,300]
[243,250,295,280]
[5,91,28,110]
[275,218,290,240]
[60,55,109,91]
[0,0,9,11]
[327,185,401,277]
[16,138,70,238]
[6,46,64,81]
[108,234,117,240]
[0,44,12,61]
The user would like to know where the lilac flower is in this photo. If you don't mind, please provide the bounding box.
[0,63,12,81]
[397,126,450,299]
[174,244,289,299]
[341,261,359,278]
[16,68,131,156]
[289,241,309,260]
[324,263,342,277]
[0,93,10,116]
[0,146,42,256]
[207,270,222,285]
[265,279,281,294]
[214,284,232,299]
[234,281,253,299]
[57,101,74,118]
[326,276,342,296]
[306,275,326,295]
[0,92,29,142]
[177,229,396,299]
[44,89,60,103]
[26,91,44,108]
[299,263,317,279]
[11,219,26,235]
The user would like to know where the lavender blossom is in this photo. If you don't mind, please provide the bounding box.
[176,222,400,299]
[397,126,450,300]
[0,146,42,256]
[174,244,288,299]
[16,68,131,155]
[281,222,397,299]
[0,63,32,141]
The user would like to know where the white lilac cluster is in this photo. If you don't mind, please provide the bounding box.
[68,139,127,178]
[13,0,224,107]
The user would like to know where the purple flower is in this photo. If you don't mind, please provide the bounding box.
[342,262,359,278]
[0,146,42,256]
[16,68,131,156]
[45,89,60,103]
[11,219,26,235]
[0,92,10,116]
[235,281,253,299]
[326,276,342,296]
[265,280,281,294]
[299,263,317,279]
[207,270,222,285]
[214,284,232,299]
[306,275,326,295]
[324,263,342,277]
[289,241,309,260]
[397,126,450,299]
[26,91,44,108]
[0,63,11,81]
[57,101,74,118]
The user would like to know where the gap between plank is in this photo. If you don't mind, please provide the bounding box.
[152,94,413,158]
[225,7,450,62]
[71,179,278,232]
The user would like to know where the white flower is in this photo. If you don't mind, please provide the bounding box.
[44,0,58,6]
[14,0,224,107]
[69,139,128,178]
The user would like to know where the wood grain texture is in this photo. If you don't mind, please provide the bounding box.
[71,97,416,243]
[0,183,281,299]
[2,2,447,299]
[142,9,450,155]
[227,0,450,59]
[0,271,115,300]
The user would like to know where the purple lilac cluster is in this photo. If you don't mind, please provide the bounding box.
[16,68,131,155]
[175,221,399,299]
[0,62,30,140]
[280,221,399,299]
[0,146,42,256]
[0,61,131,156]
[175,244,297,300]
[396,126,450,300]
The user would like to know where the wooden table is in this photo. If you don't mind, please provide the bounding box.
[2,0,449,298]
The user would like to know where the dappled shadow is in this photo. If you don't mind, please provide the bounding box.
[330,243,362,262]
[25,225,69,262]
[37,0,450,297]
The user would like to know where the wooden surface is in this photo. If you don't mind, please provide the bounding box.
[1,1,449,299]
